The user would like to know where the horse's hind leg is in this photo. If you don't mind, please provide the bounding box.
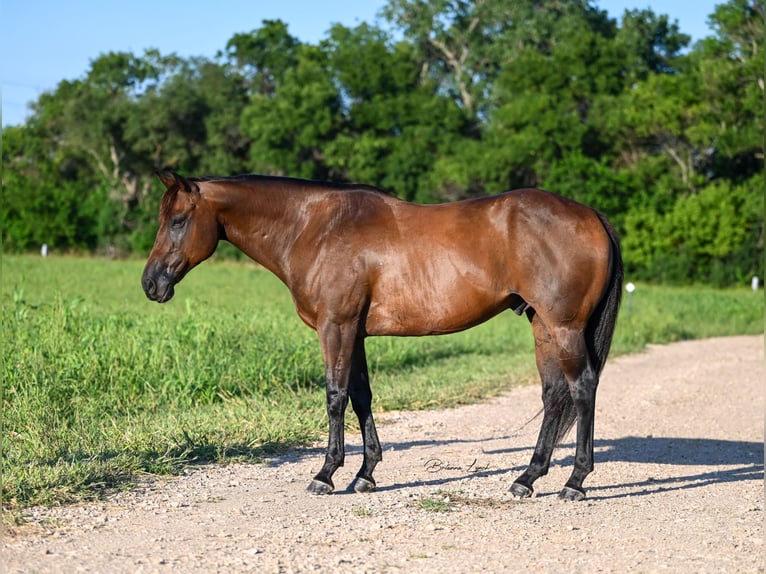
[348,338,382,493]
[511,315,570,498]
[553,327,599,501]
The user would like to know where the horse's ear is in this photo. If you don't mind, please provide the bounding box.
[157,171,181,190]
[157,171,197,195]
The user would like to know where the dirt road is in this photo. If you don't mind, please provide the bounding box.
[4,335,764,573]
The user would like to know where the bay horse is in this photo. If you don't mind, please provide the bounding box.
[142,172,623,501]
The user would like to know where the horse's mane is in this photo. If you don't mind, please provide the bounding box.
[190,174,391,196]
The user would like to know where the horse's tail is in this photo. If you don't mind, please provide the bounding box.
[552,211,623,445]
[587,212,624,375]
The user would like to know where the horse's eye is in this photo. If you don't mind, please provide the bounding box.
[170,217,186,229]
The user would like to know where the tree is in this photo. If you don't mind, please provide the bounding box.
[615,8,690,80]
[195,61,251,175]
[462,2,621,191]
[622,178,763,284]
[322,23,469,200]
[696,0,764,181]
[30,50,174,210]
[240,43,342,180]
[225,19,300,97]
[2,125,102,251]
[381,0,490,118]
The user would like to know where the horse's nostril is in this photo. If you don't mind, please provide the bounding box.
[142,275,156,297]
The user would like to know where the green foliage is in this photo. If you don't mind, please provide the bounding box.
[2,1,764,284]
[2,256,763,509]
[542,152,634,221]
[623,177,763,284]
[1,126,103,252]
[226,19,300,96]
[241,44,342,179]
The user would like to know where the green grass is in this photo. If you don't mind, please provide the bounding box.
[418,496,453,513]
[2,254,763,511]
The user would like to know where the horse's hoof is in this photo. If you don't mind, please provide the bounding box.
[353,477,376,493]
[558,486,586,501]
[509,482,533,499]
[306,479,334,495]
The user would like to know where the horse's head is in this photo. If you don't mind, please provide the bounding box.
[141,172,219,303]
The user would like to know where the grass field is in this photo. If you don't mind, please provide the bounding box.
[2,254,763,511]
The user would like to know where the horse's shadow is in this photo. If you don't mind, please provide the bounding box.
[276,435,764,500]
[598,436,762,500]
[497,436,763,500]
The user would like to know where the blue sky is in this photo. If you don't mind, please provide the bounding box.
[2,1,720,127]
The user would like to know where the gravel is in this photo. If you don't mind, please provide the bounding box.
[3,335,764,573]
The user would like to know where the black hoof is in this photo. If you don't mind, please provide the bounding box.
[509,482,534,499]
[306,479,334,495]
[353,477,376,493]
[558,486,586,501]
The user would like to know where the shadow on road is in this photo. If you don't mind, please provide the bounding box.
[284,435,764,499]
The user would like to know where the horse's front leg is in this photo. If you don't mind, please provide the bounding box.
[307,320,356,495]
[348,337,382,493]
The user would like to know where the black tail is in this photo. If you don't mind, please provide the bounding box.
[588,212,624,374]
[553,212,623,445]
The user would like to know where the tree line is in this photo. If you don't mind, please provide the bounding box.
[2,0,763,285]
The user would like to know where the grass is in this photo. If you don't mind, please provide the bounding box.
[418,499,452,513]
[418,494,454,513]
[2,254,763,512]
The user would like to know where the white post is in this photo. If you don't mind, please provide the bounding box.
[625,282,636,316]
[752,276,759,292]
[41,244,48,257]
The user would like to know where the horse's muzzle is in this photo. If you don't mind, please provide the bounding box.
[141,265,176,303]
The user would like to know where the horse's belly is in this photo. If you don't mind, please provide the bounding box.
[361,245,515,336]
[364,285,508,336]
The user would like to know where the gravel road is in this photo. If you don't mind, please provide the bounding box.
[3,335,764,573]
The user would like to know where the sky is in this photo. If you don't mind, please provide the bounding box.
[1,1,721,127]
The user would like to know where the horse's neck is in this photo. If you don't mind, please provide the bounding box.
[205,181,312,282]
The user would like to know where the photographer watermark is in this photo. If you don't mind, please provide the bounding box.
[423,457,492,474]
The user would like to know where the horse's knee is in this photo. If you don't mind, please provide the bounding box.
[326,387,348,415]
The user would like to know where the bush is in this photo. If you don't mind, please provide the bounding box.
[622,178,763,285]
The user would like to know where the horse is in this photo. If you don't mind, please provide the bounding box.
[141,171,623,501]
